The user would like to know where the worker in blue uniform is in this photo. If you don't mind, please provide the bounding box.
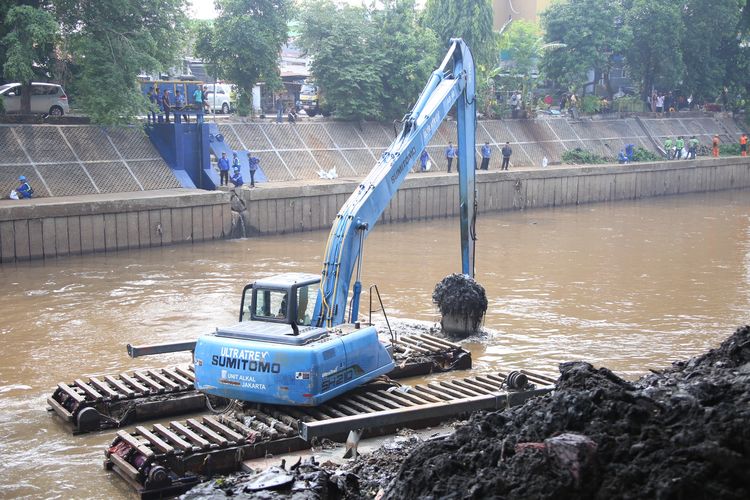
[445,142,456,173]
[230,167,244,188]
[480,142,491,170]
[625,143,635,162]
[147,87,157,123]
[16,175,33,198]
[247,153,259,187]
[218,152,230,186]
[419,150,429,172]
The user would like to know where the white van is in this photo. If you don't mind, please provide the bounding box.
[202,83,232,114]
[0,82,70,116]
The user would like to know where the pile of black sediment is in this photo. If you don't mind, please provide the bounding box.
[432,274,488,331]
[383,326,750,499]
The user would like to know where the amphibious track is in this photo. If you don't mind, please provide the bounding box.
[104,369,555,498]
[48,333,471,434]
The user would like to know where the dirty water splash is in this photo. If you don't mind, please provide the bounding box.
[230,190,250,238]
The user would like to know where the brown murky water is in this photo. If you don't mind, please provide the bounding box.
[1,190,749,498]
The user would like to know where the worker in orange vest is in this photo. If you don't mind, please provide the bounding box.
[740,133,748,157]
[712,135,720,157]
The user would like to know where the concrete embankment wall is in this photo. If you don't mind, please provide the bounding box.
[237,157,750,236]
[0,189,230,262]
[1,158,749,263]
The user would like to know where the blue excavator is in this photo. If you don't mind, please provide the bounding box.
[165,39,477,407]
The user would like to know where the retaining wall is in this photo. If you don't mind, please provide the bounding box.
[237,157,750,236]
[1,158,748,263]
[0,189,231,263]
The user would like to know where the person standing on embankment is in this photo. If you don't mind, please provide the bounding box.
[445,142,456,173]
[480,142,491,170]
[501,142,512,170]
[218,152,230,187]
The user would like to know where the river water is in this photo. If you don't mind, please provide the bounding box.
[1,190,749,498]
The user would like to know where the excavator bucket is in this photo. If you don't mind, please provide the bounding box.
[433,274,487,338]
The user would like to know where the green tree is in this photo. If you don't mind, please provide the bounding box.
[183,18,211,66]
[724,2,750,117]
[423,0,498,75]
[421,0,495,72]
[541,0,631,96]
[491,20,563,109]
[195,0,291,115]
[623,0,684,98]
[372,0,440,120]
[680,0,745,102]
[497,21,543,80]
[299,1,383,121]
[54,0,189,124]
[2,4,58,113]
[0,1,47,82]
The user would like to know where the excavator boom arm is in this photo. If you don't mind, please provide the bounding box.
[315,39,477,327]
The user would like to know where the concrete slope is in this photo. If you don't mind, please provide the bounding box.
[0,124,181,199]
[214,116,745,181]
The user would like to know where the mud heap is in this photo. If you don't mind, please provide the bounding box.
[432,274,488,337]
[179,327,749,499]
[385,326,750,499]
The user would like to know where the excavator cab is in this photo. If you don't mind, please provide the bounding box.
[194,272,394,406]
[239,273,319,326]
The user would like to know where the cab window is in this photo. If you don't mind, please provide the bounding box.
[240,285,252,321]
[295,283,319,326]
[255,289,288,320]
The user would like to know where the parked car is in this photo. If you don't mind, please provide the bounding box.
[0,82,69,116]
[202,83,232,114]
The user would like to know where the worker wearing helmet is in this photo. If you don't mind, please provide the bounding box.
[230,166,244,188]
[16,175,33,199]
